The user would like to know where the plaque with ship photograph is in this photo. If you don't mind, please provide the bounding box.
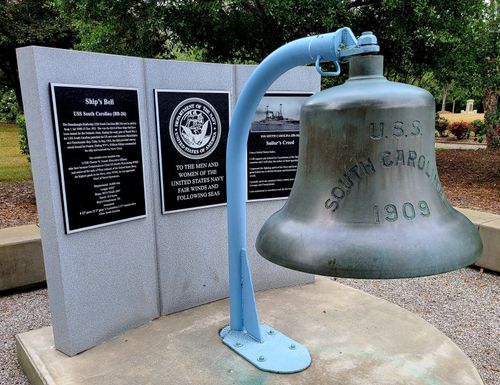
[247,92,313,201]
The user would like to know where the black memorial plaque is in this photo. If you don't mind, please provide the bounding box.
[247,93,312,201]
[155,90,229,213]
[50,84,146,233]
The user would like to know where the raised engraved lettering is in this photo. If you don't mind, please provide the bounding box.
[325,198,338,211]
[360,158,376,175]
[411,120,421,136]
[425,160,432,177]
[332,187,346,199]
[374,200,431,223]
[370,122,384,139]
[339,174,354,189]
[350,164,362,180]
[433,173,442,193]
[381,151,393,167]
[384,204,398,221]
[392,121,404,137]
[325,157,377,213]
[402,202,416,220]
[407,150,417,167]
[417,155,426,170]
[374,205,380,223]
[396,150,405,166]
[370,120,426,140]
[418,201,431,216]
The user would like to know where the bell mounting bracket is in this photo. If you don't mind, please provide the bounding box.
[222,27,379,373]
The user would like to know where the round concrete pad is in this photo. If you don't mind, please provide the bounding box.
[17,278,483,385]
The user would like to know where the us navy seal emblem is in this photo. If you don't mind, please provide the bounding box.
[169,98,221,159]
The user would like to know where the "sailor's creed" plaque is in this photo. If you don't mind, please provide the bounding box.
[247,93,312,201]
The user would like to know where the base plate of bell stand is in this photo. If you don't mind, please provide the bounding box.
[220,324,311,373]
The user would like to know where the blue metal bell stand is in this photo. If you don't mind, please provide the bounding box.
[221,27,379,373]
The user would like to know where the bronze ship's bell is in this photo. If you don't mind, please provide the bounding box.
[256,55,482,278]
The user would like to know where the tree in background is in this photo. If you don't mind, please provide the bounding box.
[53,0,165,58]
[59,1,489,98]
[156,0,495,147]
[0,85,18,122]
[159,0,482,77]
[472,0,499,147]
[2,0,497,146]
[0,0,76,112]
[159,1,352,63]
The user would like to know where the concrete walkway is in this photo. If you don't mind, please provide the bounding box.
[17,277,483,385]
[435,142,486,150]
[0,225,44,291]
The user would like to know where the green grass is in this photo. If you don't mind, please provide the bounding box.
[0,122,32,181]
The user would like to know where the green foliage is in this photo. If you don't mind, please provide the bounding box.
[0,87,18,122]
[484,110,500,148]
[53,0,165,58]
[154,0,484,80]
[152,1,343,63]
[441,129,451,138]
[170,47,207,63]
[435,114,449,133]
[154,0,491,119]
[470,1,499,96]
[470,120,485,136]
[470,0,499,148]
[0,0,76,111]
[441,119,491,142]
[56,0,493,117]
[16,113,30,161]
[356,1,483,85]
[448,121,469,139]
[1,0,497,149]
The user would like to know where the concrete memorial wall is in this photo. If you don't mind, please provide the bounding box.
[17,47,318,356]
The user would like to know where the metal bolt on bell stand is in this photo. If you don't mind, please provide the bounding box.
[219,28,381,373]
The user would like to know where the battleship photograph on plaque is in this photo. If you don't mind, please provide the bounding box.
[247,92,313,201]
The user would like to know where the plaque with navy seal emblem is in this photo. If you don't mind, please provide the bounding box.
[155,90,230,213]
[247,92,312,201]
[49,84,146,234]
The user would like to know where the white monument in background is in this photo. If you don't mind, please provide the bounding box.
[461,99,477,114]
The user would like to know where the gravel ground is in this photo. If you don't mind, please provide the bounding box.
[0,287,50,385]
[0,267,498,384]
